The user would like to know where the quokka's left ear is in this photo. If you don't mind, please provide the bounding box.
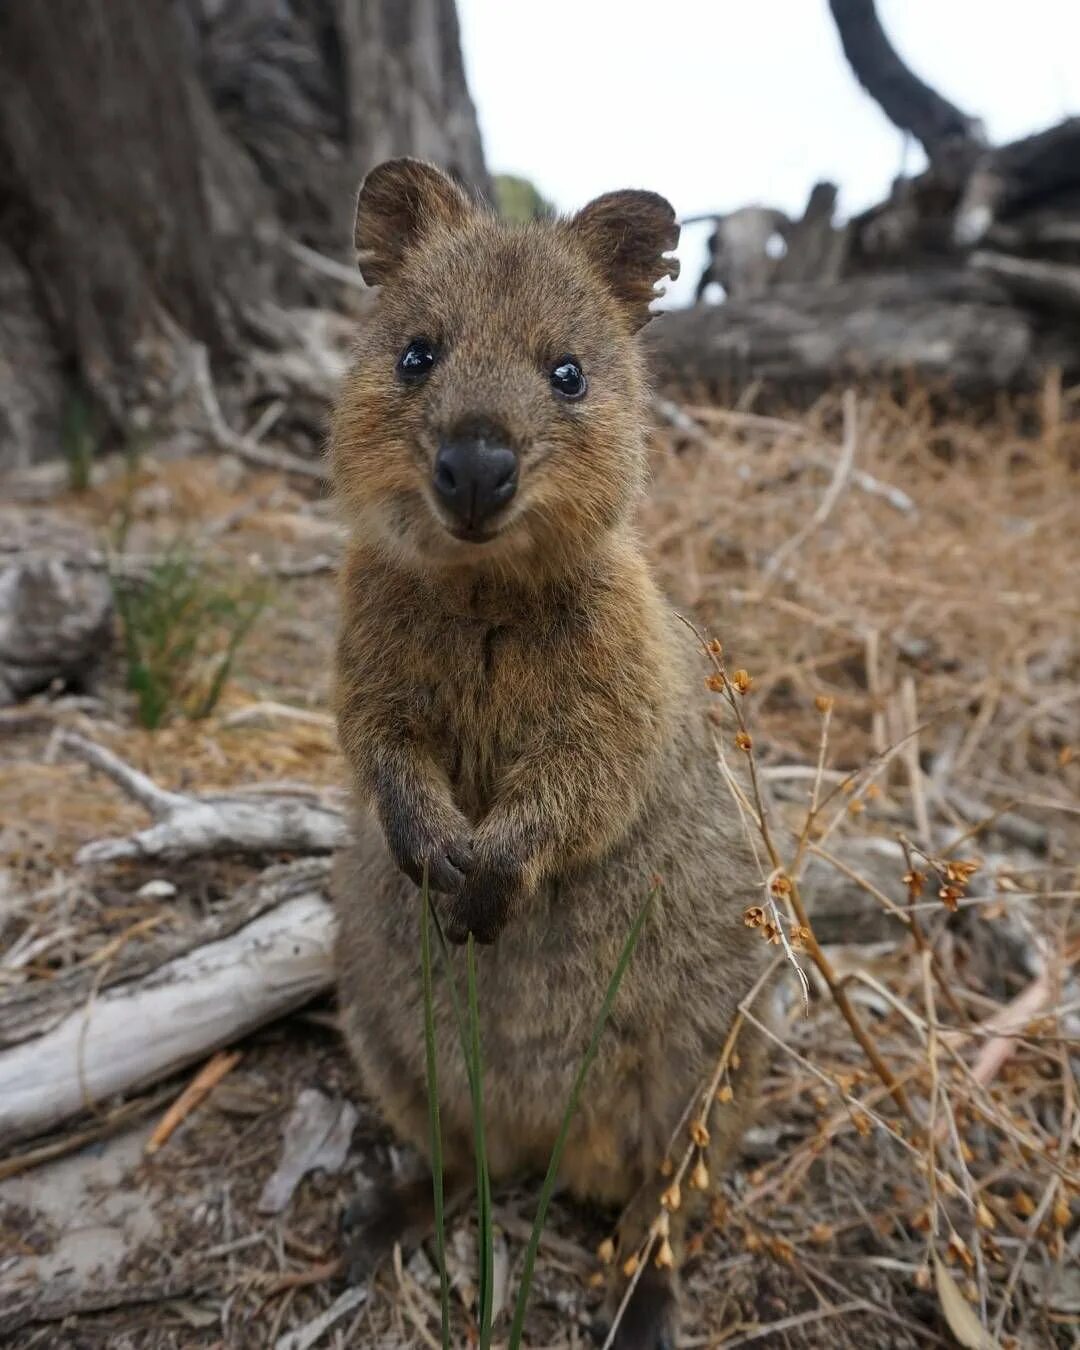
[567,190,681,331]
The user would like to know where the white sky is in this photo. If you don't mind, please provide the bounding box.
[456,0,1080,304]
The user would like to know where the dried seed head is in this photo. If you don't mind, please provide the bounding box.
[730,1051,741,1070]
[760,920,781,945]
[716,1083,735,1104]
[769,872,792,899]
[705,673,726,693]
[732,668,752,695]
[976,1201,996,1231]
[851,1109,871,1137]
[734,730,753,752]
[690,1157,710,1191]
[661,1181,682,1212]
[939,884,963,912]
[622,1253,639,1278]
[597,1237,616,1266]
[789,924,812,949]
[651,1209,670,1239]
[654,1237,675,1269]
[903,869,926,899]
[768,1236,794,1264]
[690,1120,710,1148]
[948,1231,974,1270]
[706,638,723,656]
[587,1269,605,1289]
[744,905,765,928]
[658,1156,674,1177]
[944,859,980,885]
[848,798,865,816]
[814,694,835,714]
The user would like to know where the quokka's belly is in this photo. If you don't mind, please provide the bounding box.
[334,813,728,1204]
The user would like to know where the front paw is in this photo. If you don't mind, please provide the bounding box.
[444,851,525,944]
[381,806,475,894]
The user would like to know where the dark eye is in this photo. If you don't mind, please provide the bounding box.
[397,337,437,382]
[550,356,587,401]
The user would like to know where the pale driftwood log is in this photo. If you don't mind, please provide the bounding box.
[0,888,336,1148]
[63,731,345,864]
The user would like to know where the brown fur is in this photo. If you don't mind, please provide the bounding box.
[331,159,767,1348]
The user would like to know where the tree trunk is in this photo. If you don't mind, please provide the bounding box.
[0,0,489,470]
[0,0,275,457]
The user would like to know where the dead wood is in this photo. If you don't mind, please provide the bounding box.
[0,1273,216,1338]
[648,270,1041,401]
[63,731,345,864]
[828,0,981,167]
[970,250,1080,315]
[0,882,335,1147]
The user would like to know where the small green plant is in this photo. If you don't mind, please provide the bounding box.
[422,877,657,1347]
[493,172,554,223]
[61,389,100,493]
[110,550,265,729]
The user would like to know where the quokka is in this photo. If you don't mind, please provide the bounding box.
[331,157,767,1348]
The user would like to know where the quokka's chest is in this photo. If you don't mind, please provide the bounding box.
[409,617,564,806]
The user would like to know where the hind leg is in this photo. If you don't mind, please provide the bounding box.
[596,1033,769,1347]
[341,1172,470,1283]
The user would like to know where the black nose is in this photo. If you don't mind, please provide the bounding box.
[432,438,518,531]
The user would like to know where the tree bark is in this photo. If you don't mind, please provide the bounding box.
[0,0,276,460]
[0,0,489,470]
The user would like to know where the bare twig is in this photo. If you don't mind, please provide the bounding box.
[191,344,327,481]
[762,389,859,579]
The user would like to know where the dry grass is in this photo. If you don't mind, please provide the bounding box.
[1,385,1077,1347]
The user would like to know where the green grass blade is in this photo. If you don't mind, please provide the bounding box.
[506,879,659,1350]
[420,869,452,1350]
[466,936,494,1348]
[431,915,493,1345]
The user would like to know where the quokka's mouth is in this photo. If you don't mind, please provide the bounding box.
[446,523,500,545]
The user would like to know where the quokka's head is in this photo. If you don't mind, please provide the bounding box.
[331,158,679,574]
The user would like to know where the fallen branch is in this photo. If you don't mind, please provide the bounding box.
[0,888,335,1147]
[63,731,345,864]
[0,1274,215,1338]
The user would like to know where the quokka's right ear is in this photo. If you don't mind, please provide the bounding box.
[353,158,475,286]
